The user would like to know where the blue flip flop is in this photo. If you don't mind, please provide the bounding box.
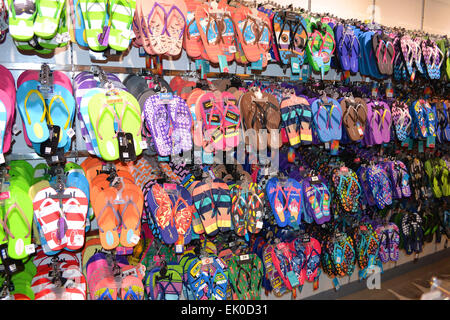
[266,177,289,228]
[16,80,49,144]
[47,84,76,149]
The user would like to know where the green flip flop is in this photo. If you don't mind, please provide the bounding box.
[80,0,108,51]
[88,92,120,161]
[3,186,34,260]
[33,0,65,39]
[7,0,37,41]
[108,0,136,52]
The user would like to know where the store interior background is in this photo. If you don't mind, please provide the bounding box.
[1,0,449,299]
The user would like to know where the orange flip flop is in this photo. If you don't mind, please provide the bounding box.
[118,183,144,247]
[92,187,121,250]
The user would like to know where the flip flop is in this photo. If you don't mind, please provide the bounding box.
[146,183,178,244]
[141,0,171,55]
[266,177,289,228]
[47,84,76,149]
[33,0,65,39]
[119,183,143,247]
[192,181,218,236]
[16,80,49,144]
[80,0,108,51]
[63,187,89,251]
[7,0,37,41]
[2,186,34,260]
[108,0,136,51]
[92,187,121,250]
[88,92,121,161]
[164,0,186,56]
[211,179,232,232]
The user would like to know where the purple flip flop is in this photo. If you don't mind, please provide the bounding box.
[144,95,173,157]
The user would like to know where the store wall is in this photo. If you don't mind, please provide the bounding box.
[0,0,448,300]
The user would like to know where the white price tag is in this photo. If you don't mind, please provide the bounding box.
[175,245,183,253]
[0,153,4,165]
[266,52,272,61]
[228,45,236,53]
[45,147,52,154]
[239,254,249,261]
[67,128,75,139]
[25,244,35,255]
[311,176,319,182]
[130,234,140,244]
[139,140,148,150]
[122,152,129,158]
[256,221,264,229]
[12,124,21,136]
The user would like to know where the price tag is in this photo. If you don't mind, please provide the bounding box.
[311,176,319,182]
[256,221,264,229]
[175,245,183,254]
[0,154,4,165]
[239,254,249,261]
[67,128,75,139]
[202,257,213,265]
[139,140,148,149]
[228,45,236,53]
[25,244,35,255]
[12,124,21,136]
[130,234,140,244]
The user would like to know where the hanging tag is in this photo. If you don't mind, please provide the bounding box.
[12,124,21,136]
[98,26,110,46]
[289,215,300,230]
[385,82,393,98]
[0,154,4,165]
[266,52,272,62]
[426,136,435,148]
[218,55,229,73]
[408,139,413,150]
[195,59,203,70]
[138,47,147,57]
[139,140,148,150]
[202,151,214,164]
[251,55,263,71]
[418,140,424,153]
[201,60,210,79]
[129,234,140,245]
[117,132,137,162]
[286,271,299,287]
[159,92,173,105]
[40,125,60,156]
[371,82,378,98]
[332,277,340,291]
[66,128,75,139]
[24,244,36,255]
[291,57,300,74]
[158,156,170,162]
[330,140,339,155]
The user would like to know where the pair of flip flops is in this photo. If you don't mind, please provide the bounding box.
[391,101,412,142]
[190,178,231,237]
[305,17,335,77]
[194,90,241,152]
[8,0,69,54]
[302,175,331,225]
[0,65,17,155]
[77,0,136,51]
[382,160,411,199]
[376,223,400,263]
[87,252,145,300]
[143,91,192,157]
[6,258,36,300]
[331,167,361,214]
[366,164,393,210]
[82,81,143,161]
[280,92,313,147]
[31,164,89,254]
[145,261,184,300]
[311,96,342,143]
[16,69,75,154]
[271,9,308,67]
[32,249,86,300]
[0,160,39,261]
[266,177,303,228]
[145,181,193,249]
[228,252,263,300]
[82,156,144,250]
[364,101,391,146]
[421,39,445,80]
[229,181,264,239]
[74,71,125,157]
[372,32,396,76]
[334,24,359,73]
[239,88,282,151]
[134,0,186,57]
[340,97,367,141]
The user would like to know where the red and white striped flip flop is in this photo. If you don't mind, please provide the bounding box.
[62,187,89,250]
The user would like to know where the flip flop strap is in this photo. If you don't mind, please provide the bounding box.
[24,89,47,125]
[146,2,168,36]
[121,198,141,231]
[97,200,122,233]
[110,0,133,28]
[95,103,121,141]
[205,15,222,45]
[117,101,142,137]
[47,94,71,130]
[165,5,185,39]
[2,202,31,240]
[85,0,106,29]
